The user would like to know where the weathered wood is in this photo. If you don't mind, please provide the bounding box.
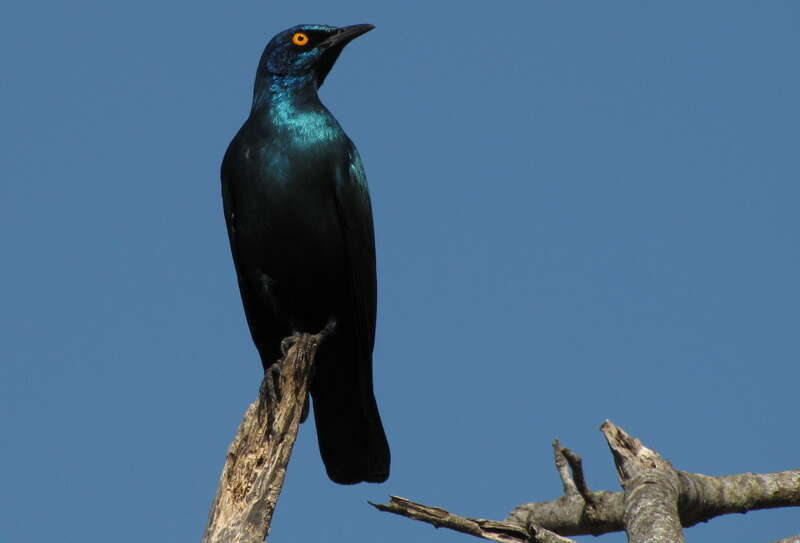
[601,421,684,543]
[373,421,800,542]
[202,330,327,543]
[370,496,575,543]
[771,536,800,543]
[511,427,800,537]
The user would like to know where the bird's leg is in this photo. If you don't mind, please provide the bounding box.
[257,362,283,438]
[264,330,303,407]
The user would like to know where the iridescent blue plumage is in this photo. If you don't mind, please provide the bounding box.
[221,24,389,484]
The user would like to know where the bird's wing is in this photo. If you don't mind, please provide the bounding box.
[221,143,242,282]
[221,137,287,366]
[333,144,377,358]
[221,141,247,296]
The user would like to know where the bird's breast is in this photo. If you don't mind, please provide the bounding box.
[227,109,351,245]
[232,143,339,239]
[268,101,344,149]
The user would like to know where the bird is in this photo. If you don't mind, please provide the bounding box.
[220,24,390,485]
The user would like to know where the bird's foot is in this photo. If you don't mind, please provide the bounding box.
[280,333,303,357]
[258,363,283,437]
[264,362,282,404]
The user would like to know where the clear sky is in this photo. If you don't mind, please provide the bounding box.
[2,2,798,542]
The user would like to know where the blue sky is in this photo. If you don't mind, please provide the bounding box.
[2,2,798,542]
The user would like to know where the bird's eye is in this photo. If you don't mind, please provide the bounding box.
[292,32,309,46]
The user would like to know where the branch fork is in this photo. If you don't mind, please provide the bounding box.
[373,421,800,543]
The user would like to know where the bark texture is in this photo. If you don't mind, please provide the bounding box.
[374,421,800,542]
[202,331,326,543]
[602,421,684,543]
[371,496,575,543]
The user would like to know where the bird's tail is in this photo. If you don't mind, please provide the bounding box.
[310,347,390,485]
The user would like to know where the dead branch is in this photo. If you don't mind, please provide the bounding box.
[370,496,575,543]
[771,536,800,543]
[373,421,800,542]
[602,421,684,542]
[202,329,328,543]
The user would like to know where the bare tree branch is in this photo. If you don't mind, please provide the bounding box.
[509,466,800,537]
[370,496,575,543]
[771,536,800,543]
[373,421,800,541]
[552,440,579,497]
[553,440,594,506]
[202,329,329,543]
[508,491,624,536]
[601,421,684,543]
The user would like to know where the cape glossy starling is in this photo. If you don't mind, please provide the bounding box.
[221,24,389,484]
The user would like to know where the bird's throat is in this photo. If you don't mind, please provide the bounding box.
[251,74,340,146]
[252,73,317,111]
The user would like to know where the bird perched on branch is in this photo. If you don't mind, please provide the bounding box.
[221,24,390,484]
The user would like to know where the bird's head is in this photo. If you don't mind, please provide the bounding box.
[258,24,374,88]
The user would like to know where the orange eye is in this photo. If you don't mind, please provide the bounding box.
[292,32,309,46]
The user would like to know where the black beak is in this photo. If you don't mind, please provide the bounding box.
[315,24,374,87]
[322,24,375,49]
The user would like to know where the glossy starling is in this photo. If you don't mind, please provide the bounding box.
[221,24,389,484]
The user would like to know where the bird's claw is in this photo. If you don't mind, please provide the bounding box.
[280,334,302,357]
[263,362,282,405]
